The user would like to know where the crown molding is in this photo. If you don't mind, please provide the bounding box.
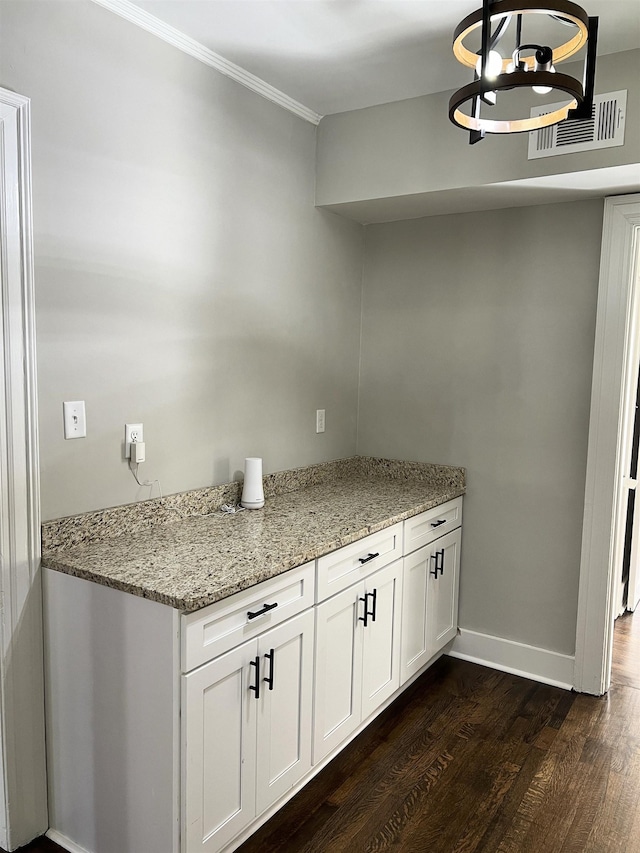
[91,0,323,125]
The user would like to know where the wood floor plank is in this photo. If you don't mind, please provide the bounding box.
[344,682,568,853]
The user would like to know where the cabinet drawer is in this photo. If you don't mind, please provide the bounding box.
[403,497,463,555]
[182,561,314,672]
[316,522,403,602]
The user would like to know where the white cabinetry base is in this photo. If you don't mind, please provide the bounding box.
[43,569,180,853]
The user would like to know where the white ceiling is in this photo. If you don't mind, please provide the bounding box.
[127,0,640,115]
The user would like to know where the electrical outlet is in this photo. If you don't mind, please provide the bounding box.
[125,423,144,458]
[316,409,326,434]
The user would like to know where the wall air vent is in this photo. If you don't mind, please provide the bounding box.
[528,90,627,159]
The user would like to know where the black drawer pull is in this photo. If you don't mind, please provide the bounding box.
[370,588,377,623]
[249,656,260,699]
[247,601,278,620]
[430,519,447,528]
[358,552,379,565]
[264,648,275,691]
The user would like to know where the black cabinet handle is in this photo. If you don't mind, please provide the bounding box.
[247,601,278,620]
[358,594,369,626]
[358,552,379,565]
[264,648,275,691]
[359,590,377,626]
[249,656,260,699]
[430,554,438,578]
[430,549,445,578]
[430,519,446,528]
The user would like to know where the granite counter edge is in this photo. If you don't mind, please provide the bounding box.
[41,487,465,613]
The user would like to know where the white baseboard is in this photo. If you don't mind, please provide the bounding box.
[46,828,92,853]
[448,628,575,690]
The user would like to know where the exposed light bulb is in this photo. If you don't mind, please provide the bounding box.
[475,50,503,81]
[533,66,556,95]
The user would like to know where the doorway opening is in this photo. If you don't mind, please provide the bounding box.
[575,194,640,696]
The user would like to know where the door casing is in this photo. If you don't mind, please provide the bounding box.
[0,88,47,849]
[574,194,640,696]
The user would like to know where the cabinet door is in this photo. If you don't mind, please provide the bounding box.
[427,528,461,657]
[400,546,431,683]
[256,609,314,814]
[361,560,403,721]
[313,583,364,763]
[183,640,258,853]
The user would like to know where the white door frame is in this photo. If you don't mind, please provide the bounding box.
[0,89,48,848]
[612,236,640,617]
[574,194,640,696]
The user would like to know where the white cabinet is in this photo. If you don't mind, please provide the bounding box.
[314,583,362,761]
[427,529,461,655]
[360,561,403,720]
[313,559,403,763]
[182,563,315,853]
[183,639,257,853]
[401,524,461,684]
[44,496,463,853]
[183,608,314,853]
[255,611,314,814]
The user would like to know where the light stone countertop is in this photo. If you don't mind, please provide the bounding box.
[41,458,465,613]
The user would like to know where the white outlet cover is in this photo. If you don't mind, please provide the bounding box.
[316,409,326,434]
[63,401,86,439]
[125,423,144,458]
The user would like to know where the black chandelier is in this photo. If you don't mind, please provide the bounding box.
[449,0,598,144]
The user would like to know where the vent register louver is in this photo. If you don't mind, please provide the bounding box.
[528,90,627,158]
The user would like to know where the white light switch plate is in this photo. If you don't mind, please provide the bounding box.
[63,401,86,439]
[316,409,325,434]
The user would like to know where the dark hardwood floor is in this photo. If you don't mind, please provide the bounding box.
[11,612,640,853]
[7,840,61,853]
[239,612,640,853]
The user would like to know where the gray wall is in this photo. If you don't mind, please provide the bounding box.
[316,50,640,208]
[0,2,614,658]
[357,200,604,655]
[1,1,364,521]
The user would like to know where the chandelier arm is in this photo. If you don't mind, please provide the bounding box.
[550,13,581,26]
[470,95,486,144]
[515,13,522,52]
[479,0,491,97]
[489,11,511,49]
[568,15,598,119]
